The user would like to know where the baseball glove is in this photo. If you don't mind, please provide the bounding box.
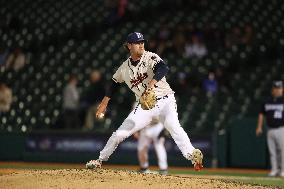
[139,88,157,110]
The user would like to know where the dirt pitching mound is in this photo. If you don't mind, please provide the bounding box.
[0,169,273,189]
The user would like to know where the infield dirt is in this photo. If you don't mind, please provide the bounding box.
[0,169,277,189]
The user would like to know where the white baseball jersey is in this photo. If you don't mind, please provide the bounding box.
[112,51,174,100]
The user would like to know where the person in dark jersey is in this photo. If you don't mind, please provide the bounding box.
[256,81,284,177]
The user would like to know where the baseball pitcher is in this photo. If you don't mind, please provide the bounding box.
[86,32,203,171]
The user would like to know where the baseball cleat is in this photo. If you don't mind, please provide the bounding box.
[267,171,278,177]
[138,168,160,174]
[138,168,151,174]
[159,169,168,175]
[188,149,203,171]
[86,159,102,169]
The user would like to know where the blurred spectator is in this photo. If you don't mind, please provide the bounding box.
[184,23,195,36]
[172,26,186,56]
[105,0,128,24]
[184,34,207,58]
[156,42,167,57]
[215,67,230,92]
[156,24,171,56]
[0,47,9,67]
[81,70,105,130]
[202,71,218,95]
[5,48,26,71]
[62,74,80,129]
[105,0,118,24]
[241,25,254,45]
[118,0,128,18]
[0,82,12,112]
[158,24,171,42]
[225,26,242,48]
[187,73,202,95]
[172,72,189,96]
[203,23,224,50]
[147,39,158,52]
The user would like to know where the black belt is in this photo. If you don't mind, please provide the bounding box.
[269,125,284,129]
[157,95,169,100]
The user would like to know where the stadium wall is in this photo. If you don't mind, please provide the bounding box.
[0,132,213,167]
[0,121,268,168]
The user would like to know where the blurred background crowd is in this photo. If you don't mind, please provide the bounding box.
[0,0,283,136]
[0,0,284,133]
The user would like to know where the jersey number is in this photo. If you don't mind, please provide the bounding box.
[274,111,283,119]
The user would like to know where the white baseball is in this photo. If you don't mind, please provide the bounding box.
[98,113,104,119]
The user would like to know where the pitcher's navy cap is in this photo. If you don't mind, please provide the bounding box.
[126,32,146,43]
[272,80,283,88]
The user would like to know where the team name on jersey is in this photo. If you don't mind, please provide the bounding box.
[112,51,174,99]
[130,72,148,89]
[265,104,284,111]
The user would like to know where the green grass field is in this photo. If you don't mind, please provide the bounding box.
[169,169,284,187]
[1,162,284,187]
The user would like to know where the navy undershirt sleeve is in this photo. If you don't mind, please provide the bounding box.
[153,61,169,81]
[105,79,120,98]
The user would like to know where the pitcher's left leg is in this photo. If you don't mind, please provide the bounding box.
[160,103,194,157]
[160,95,203,170]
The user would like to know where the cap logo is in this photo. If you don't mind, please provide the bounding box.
[135,32,143,39]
